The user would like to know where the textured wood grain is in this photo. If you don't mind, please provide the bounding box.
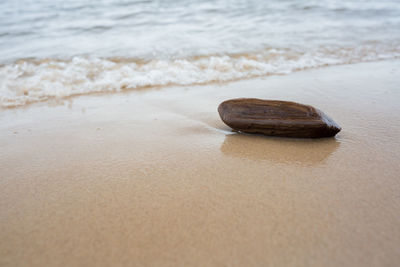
[218,98,341,138]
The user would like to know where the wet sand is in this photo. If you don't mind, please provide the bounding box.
[1,60,400,267]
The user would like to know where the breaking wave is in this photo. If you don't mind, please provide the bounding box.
[1,43,399,108]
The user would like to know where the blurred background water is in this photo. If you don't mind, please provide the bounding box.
[0,0,399,107]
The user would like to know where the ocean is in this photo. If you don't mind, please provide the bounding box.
[1,0,399,107]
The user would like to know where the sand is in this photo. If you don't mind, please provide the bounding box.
[1,60,400,267]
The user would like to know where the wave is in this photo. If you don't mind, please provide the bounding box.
[1,43,399,108]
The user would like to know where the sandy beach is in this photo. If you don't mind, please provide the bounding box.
[1,60,400,266]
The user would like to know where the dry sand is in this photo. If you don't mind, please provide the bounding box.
[1,60,400,267]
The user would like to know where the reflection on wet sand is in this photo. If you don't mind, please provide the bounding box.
[220,133,340,166]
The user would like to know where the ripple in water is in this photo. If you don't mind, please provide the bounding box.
[0,0,399,107]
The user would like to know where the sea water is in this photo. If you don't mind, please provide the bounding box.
[0,0,399,107]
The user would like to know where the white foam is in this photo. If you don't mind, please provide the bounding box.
[1,44,399,107]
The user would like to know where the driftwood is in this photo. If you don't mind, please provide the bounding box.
[218,98,341,138]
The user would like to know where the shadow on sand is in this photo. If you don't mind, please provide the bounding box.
[220,133,340,166]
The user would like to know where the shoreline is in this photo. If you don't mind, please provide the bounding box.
[1,60,400,266]
[2,57,400,110]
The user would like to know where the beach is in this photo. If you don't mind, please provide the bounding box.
[1,60,400,266]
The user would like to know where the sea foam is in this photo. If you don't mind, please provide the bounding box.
[1,44,399,107]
